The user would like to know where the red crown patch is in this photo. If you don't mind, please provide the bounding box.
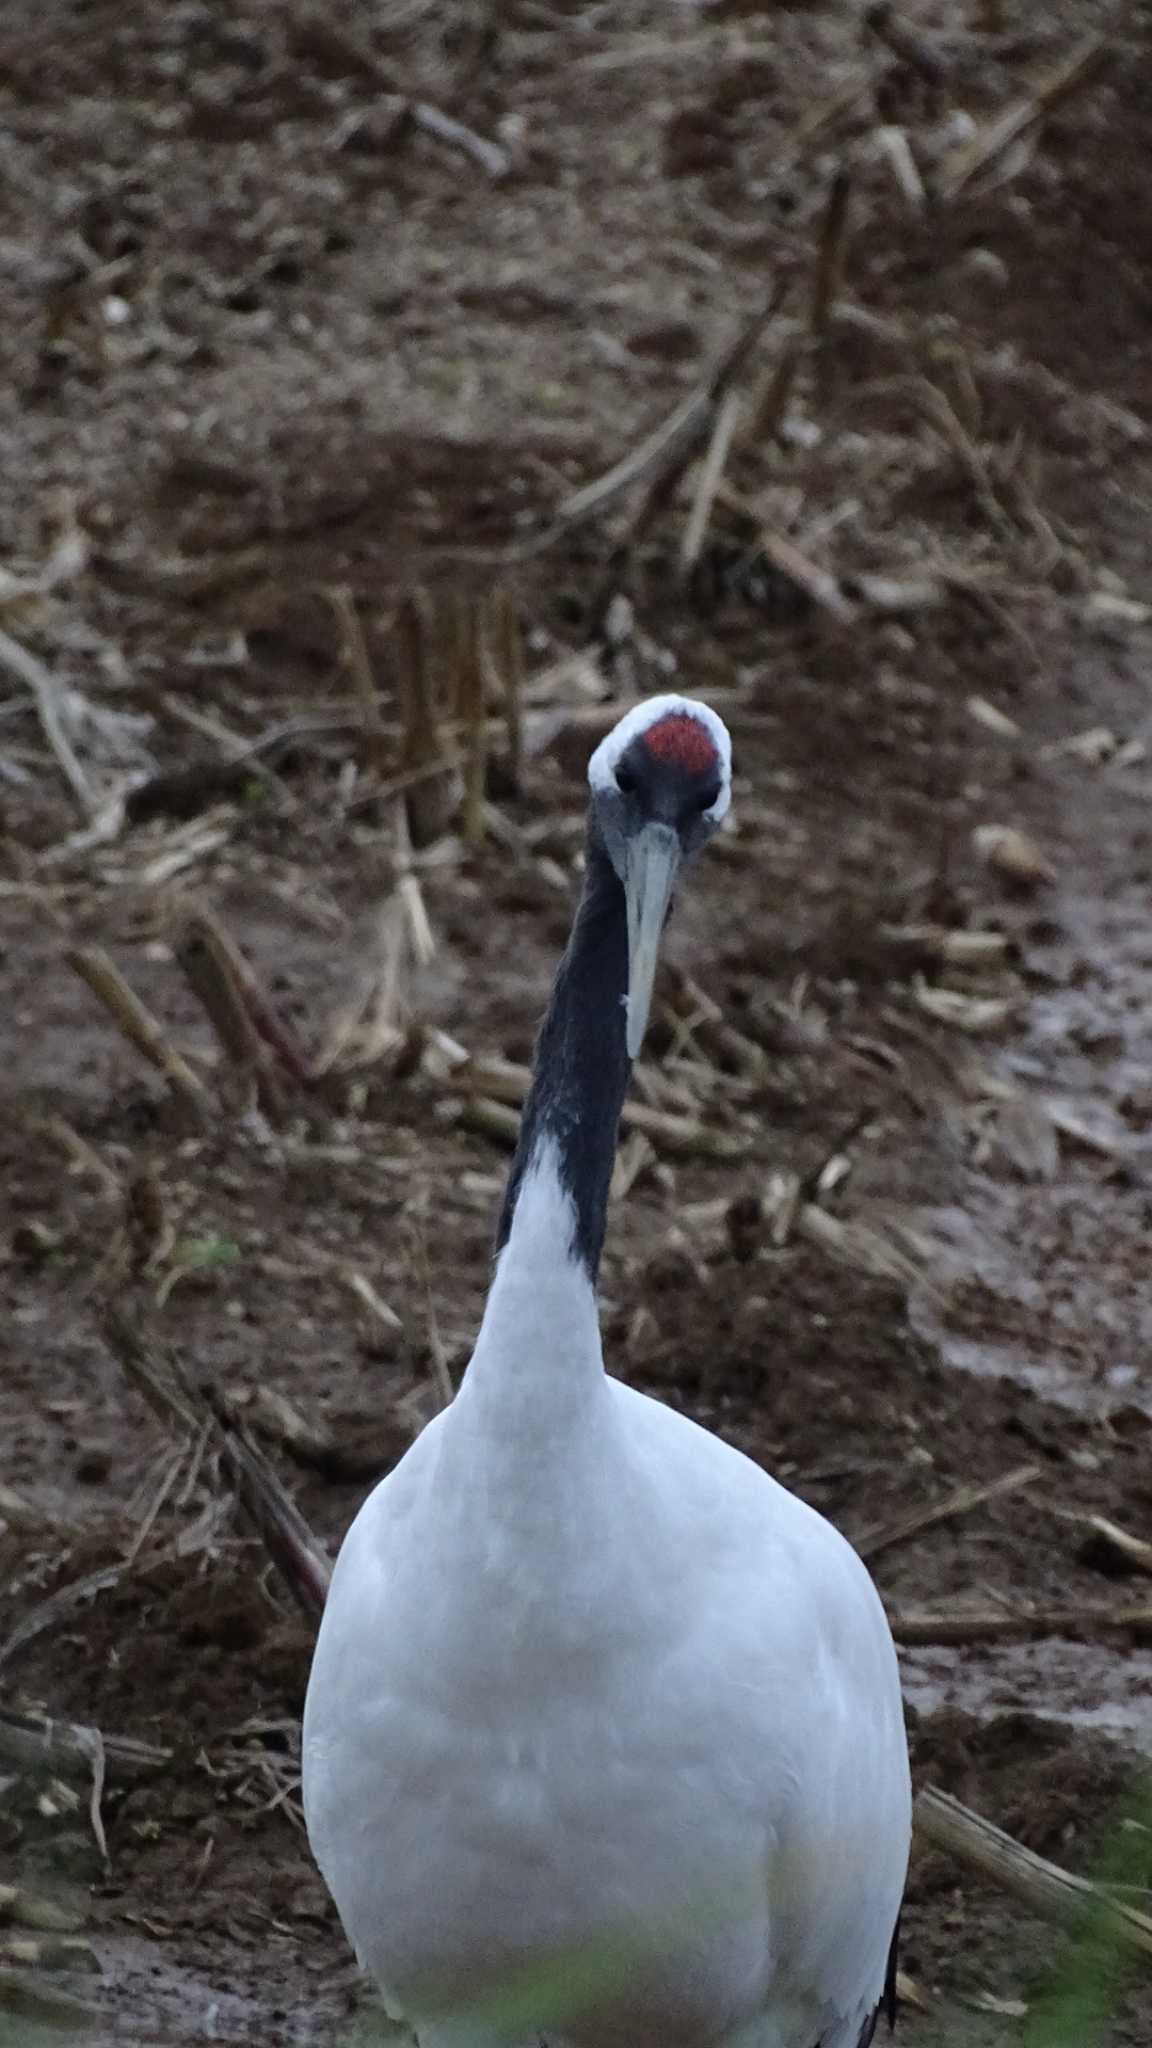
[641,713,719,775]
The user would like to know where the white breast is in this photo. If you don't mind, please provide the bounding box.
[302,1371,909,2048]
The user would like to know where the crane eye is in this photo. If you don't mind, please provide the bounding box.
[615,763,639,796]
[698,781,721,812]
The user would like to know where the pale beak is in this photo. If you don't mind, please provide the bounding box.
[624,822,681,1059]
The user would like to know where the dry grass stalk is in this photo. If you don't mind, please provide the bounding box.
[0,1968,99,2029]
[882,924,1009,969]
[915,1787,1152,1962]
[665,968,768,1080]
[936,36,1110,203]
[288,8,509,176]
[224,1385,336,1470]
[0,1889,84,1936]
[410,102,510,180]
[810,167,853,342]
[0,1483,80,1535]
[972,823,1055,888]
[0,624,99,819]
[458,1095,522,1146]
[455,591,488,849]
[741,335,805,451]
[793,1204,925,1292]
[557,282,785,533]
[1051,1509,1152,1578]
[611,1130,656,1204]
[757,529,855,622]
[967,695,1023,740]
[101,1308,333,1623]
[500,584,524,793]
[874,125,926,213]
[0,1935,99,1972]
[858,1462,1040,1562]
[65,946,212,1123]
[395,589,460,848]
[913,981,1019,1034]
[175,909,311,1114]
[330,584,389,776]
[863,5,946,84]
[38,1115,122,1200]
[0,1707,170,1782]
[0,1560,152,1677]
[174,919,275,1120]
[891,1601,1152,1645]
[680,389,744,576]
[178,904,314,1091]
[448,1053,750,1160]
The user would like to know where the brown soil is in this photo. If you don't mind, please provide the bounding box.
[3,2,1152,2043]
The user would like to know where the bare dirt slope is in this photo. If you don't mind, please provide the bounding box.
[2,1,1152,2042]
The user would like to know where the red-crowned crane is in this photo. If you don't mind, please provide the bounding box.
[302,693,910,2048]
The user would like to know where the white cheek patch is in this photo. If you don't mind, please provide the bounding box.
[587,693,732,821]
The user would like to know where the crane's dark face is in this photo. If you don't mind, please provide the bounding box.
[587,697,732,1056]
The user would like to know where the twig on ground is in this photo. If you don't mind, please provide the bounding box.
[891,1601,1152,1644]
[857,1463,1040,1561]
[680,390,744,576]
[757,529,856,622]
[330,584,389,776]
[456,594,488,849]
[0,625,99,818]
[99,1307,332,1622]
[198,1385,332,1623]
[914,1787,1152,1962]
[287,9,509,178]
[175,918,273,1119]
[1046,1507,1152,1578]
[936,35,1110,203]
[810,167,853,341]
[65,947,213,1123]
[0,1970,99,2029]
[183,905,315,1085]
[0,1708,171,1785]
[0,1890,84,1936]
[0,1936,99,1973]
[556,283,785,533]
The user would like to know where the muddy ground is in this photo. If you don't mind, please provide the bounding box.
[2,0,1152,2042]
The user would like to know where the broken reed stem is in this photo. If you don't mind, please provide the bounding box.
[189,906,314,1084]
[330,584,388,775]
[914,1788,1152,1963]
[857,1462,1040,1561]
[0,1971,99,2030]
[0,1708,170,1782]
[936,35,1110,203]
[891,1603,1152,1645]
[66,946,212,1122]
[175,918,269,1116]
[557,280,785,532]
[0,624,99,819]
[175,906,313,1111]
[680,389,744,576]
[457,594,488,849]
[495,583,524,794]
[810,167,853,340]
[100,1306,332,1624]
[395,589,459,847]
[743,335,805,450]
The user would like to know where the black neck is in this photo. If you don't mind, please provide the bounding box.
[496,833,630,1283]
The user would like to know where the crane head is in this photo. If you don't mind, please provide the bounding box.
[587,695,731,1058]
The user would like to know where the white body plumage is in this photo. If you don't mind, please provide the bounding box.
[303,1156,909,2048]
[303,696,910,2048]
